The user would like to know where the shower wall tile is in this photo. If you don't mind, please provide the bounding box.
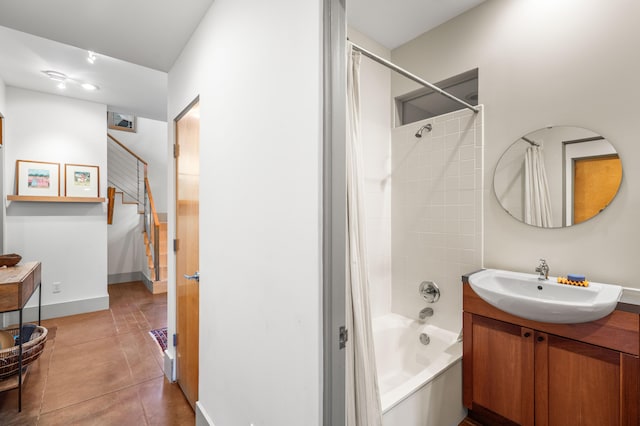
[391,107,484,333]
[359,48,393,318]
[445,119,460,135]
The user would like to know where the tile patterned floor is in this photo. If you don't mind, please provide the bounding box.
[0,281,194,425]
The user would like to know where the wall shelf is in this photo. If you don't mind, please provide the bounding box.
[7,195,105,203]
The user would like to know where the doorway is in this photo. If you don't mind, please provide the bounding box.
[175,99,200,409]
[573,155,622,224]
[0,115,4,252]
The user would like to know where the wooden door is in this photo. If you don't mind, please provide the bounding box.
[573,155,622,224]
[464,314,535,425]
[175,99,200,409]
[536,332,639,426]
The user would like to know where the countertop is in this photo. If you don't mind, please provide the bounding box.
[463,269,640,314]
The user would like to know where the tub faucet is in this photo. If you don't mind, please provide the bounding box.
[419,307,434,320]
[535,258,549,280]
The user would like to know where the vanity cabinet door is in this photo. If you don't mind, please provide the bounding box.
[534,332,640,426]
[463,313,535,425]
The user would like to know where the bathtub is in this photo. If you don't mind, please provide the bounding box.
[373,313,466,426]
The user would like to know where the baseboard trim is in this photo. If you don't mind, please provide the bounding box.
[2,295,110,326]
[108,271,142,284]
[163,349,176,382]
[196,401,215,426]
[141,273,153,293]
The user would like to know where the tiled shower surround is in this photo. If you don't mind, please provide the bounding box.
[391,107,484,333]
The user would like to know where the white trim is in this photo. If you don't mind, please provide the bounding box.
[2,295,109,327]
[163,349,176,382]
[196,401,215,426]
[108,271,142,284]
[323,0,347,424]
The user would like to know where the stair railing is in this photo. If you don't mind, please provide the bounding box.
[107,134,146,212]
[108,133,161,281]
[144,178,161,281]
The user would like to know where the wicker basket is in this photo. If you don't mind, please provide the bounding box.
[0,326,47,380]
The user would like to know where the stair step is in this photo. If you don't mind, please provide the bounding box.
[142,221,169,283]
[148,259,168,269]
[147,253,167,264]
[144,244,168,257]
[148,265,168,281]
[143,235,168,251]
[150,280,167,294]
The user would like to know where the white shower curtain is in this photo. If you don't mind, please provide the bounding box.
[345,46,383,426]
[524,145,553,227]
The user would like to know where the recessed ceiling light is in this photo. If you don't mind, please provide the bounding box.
[81,83,99,91]
[87,51,97,64]
[42,70,68,82]
[42,70,99,92]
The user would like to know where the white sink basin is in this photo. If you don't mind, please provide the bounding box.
[468,269,622,324]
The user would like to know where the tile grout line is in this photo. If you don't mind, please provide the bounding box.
[37,379,154,419]
[0,281,190,424]
[35,331,56,425]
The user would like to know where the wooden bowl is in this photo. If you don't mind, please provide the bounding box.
[0,254,21,267]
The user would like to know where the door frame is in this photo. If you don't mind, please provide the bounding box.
[562,136,618,226]
[172,96,200,406]
[0,114,4,253]
[323,0,346,424]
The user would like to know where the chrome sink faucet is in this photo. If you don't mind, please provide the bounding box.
[535,258,549,280]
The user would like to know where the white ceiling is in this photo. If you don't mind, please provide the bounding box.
[0,1,482,122]
[0,26,168,121]
[0,0,214,72]
[347,0,486,49]
[0,0,213,121]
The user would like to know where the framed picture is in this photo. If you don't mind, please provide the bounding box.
[107,111,136,133]
[65,164,100,198]
[16,160,60,196]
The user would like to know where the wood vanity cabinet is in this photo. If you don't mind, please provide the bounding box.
[463,282,640,426]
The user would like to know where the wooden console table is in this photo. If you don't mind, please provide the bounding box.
[0,261,42,412]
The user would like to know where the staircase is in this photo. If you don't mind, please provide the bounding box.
[107,133,167,294]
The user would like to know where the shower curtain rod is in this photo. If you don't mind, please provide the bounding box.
[349,41,479,114]
[522,136,540,147]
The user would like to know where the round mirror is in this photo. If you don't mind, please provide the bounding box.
[494,126,622,228]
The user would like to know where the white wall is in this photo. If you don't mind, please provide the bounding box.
[168,1,322,425]
[391,0,640,288]
[0,76,6,115]
[392,109,483,333]
[108,117,169,213]
[0,76,6,254]
[4,87,108,316]
[348,28,393,318]
[107,197,143,282]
